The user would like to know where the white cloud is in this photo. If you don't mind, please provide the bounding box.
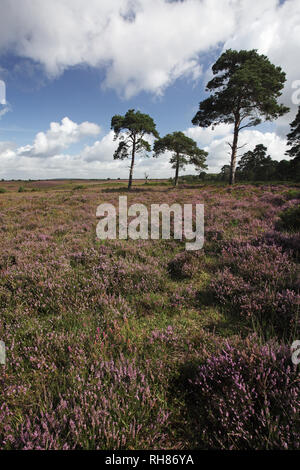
[0,0,235,98]
[16,116,100,158]
[0,122,161,179]
[0,124,289,179]
[0,141,16,154]
[81,131,117,163]
[197,128,288,173]
[80,129,156,164]
[185,123,234,146]
[1,0,298,101]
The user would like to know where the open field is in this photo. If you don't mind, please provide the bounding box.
[0,181,299,449]
[0,179,170,193]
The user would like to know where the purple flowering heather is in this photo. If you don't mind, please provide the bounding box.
[211,241,299,336]
[0,182,299,450]
[187,338,300,450]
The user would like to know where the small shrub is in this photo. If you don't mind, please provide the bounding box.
[0,354,170,449]
[0,188,7,194]
[284,189,300,201]
[210,241,299,337]
[211,268,299,337]
[186,337,300,449]
[277,204,300,231]
[219,242,296,289]
[168,251,204,279]
[262,231,300,259]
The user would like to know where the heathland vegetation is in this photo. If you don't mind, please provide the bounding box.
[0,179,299,449]
[0,48,299,450]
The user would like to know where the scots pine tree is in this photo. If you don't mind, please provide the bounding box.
[153,131,207,186]
[192,49,289,184]
[111,109,159,190]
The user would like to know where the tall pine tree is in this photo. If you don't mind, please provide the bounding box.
[111,109,159,190]
[192,49,289,184]
[153,131,207,186]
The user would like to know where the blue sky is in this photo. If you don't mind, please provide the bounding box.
[0,0,299,180]
[0,53,209,145]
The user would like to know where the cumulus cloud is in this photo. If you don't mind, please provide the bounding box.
[186,124,289,173]
[16,116,101,158]
[0,141,16,154]
[0,0,299,101]
[0,0,236,98]
[185,123,234,146]
[0,122,159,179]
[81,131,117,163]
[80,129,156,163]
[0,124,289,179]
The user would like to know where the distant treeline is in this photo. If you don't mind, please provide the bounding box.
[219,144,300,182]
[176,145,300,184]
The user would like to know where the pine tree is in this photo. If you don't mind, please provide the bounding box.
[153,131,207,186]
[111,109,159,190]
[192,49,289,184]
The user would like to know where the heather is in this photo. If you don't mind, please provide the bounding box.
[0,180,299,450]
[211,242,299,337]
[277,204,300,232]
[186,337,299,449]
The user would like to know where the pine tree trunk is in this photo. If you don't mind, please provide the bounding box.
[229,120,240,185]
[174,154,180,186]
[128,137,136,190]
